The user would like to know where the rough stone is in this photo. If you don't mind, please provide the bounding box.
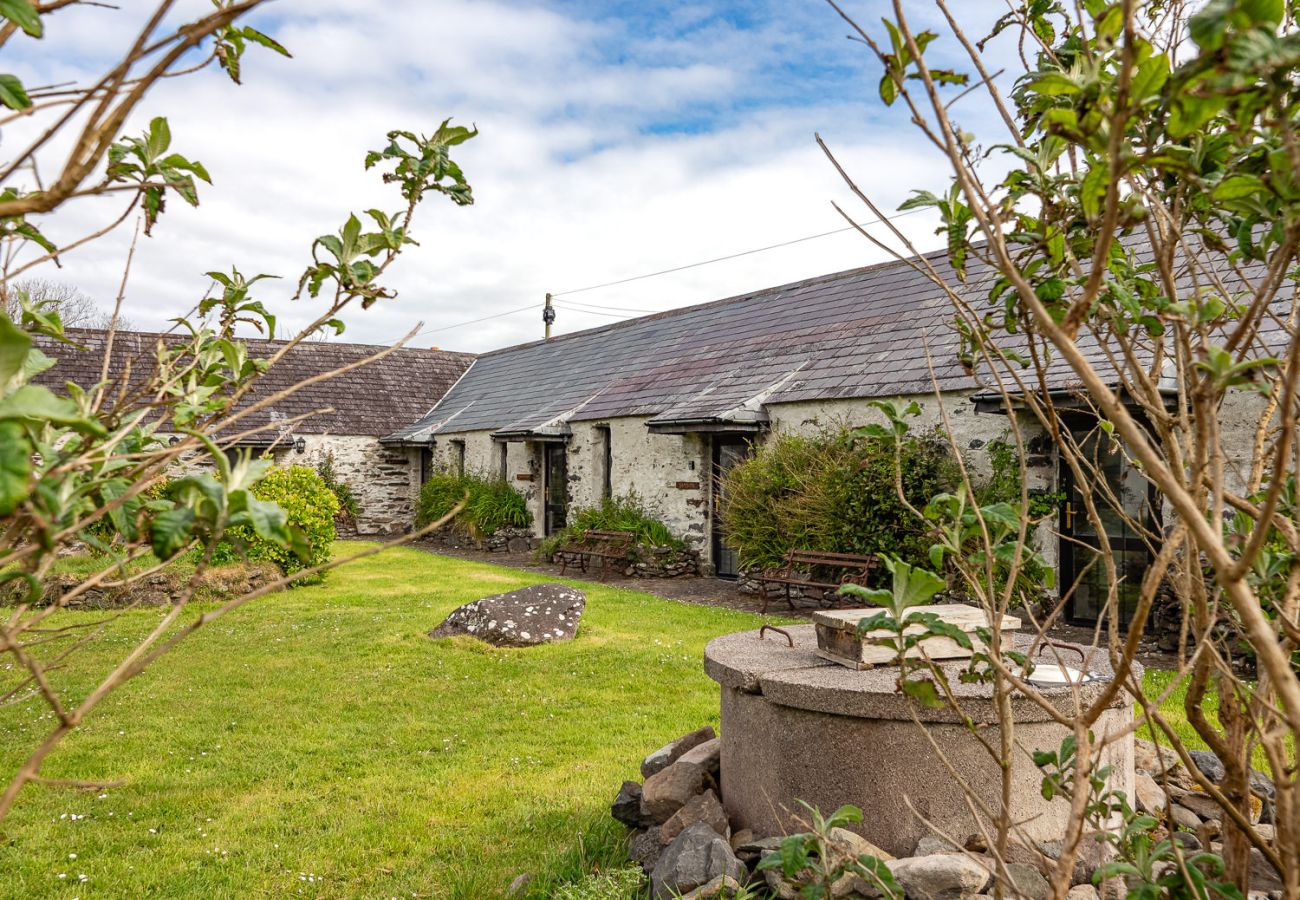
[1171,831,1202,852]
[1249,847,1284,894]
[428,583,585,647]
[1170,804,1202,830]
[735,835,784,868]
[1134,738,1181,775]
[612,780,650,829]
[888,853,992,899]
[680,874,745,899]
[1030,838,1111,886]
[662,790,729,844]
[1134,772,1170,816]
[1066,885,1100,900]
[1177,791,1222,821]
[830,827,894,862]
[642,760,709,824]
[630,826,668,872]
[505,873,532,897]
[642,726,717,779]
[1188,750,1226,784]
[915,835,962,856]
[650,823,747,900]
[677,737,722,775]
[1003,862,1051,900]
[729,829,754,851]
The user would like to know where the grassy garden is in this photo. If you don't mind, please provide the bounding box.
[0,543,762,899]
[0,541,1251,899]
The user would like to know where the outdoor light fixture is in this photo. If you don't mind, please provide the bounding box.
[294,436,306,454]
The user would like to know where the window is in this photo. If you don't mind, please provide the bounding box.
[595,425,612,500]
[450,439,466,477]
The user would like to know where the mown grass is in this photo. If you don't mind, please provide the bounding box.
[0,543,1249,899]
[0,542,764,899]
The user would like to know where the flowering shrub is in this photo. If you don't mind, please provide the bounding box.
[215,465,338,581]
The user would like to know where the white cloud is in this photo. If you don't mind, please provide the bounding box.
[2,1,1015,353]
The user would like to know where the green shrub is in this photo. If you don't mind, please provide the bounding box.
[719,426,959,572]
[416,471,531,537]
[539,493,682,561]
[215,464,338,581]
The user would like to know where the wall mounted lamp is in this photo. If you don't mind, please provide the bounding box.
[294,436,307,454]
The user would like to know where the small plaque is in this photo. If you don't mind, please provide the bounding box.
[515,473,533,482]
[675,481,701,490]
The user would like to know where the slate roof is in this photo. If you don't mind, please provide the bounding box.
[387,236,1286,443]
[388,248,997,442]
[33,328,474,437]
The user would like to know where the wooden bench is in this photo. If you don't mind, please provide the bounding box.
[556,529,635,581]
[757,549,877,614]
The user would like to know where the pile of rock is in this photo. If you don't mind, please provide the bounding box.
[611,726,1038,900]
[627,546,701,578]
[1131,739,1280,892]
[421,526,536,554]
[611,730,1284,899]
[29,562,281,609]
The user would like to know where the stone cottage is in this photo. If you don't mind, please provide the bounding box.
[35,328,473,534]
[384,242,1279,629]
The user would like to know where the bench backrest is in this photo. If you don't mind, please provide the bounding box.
[785,549,875,570]
[576,530,635,551]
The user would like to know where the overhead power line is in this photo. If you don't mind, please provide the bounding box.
[397,207,928,343]
[549,207,926,298]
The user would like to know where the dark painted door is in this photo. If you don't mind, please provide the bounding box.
[543,444,568,536]
[711,436,753,579]
[1058,425,1155,628]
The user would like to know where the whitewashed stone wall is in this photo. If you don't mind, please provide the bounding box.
[262,435,418,536]
[422,389,1056,572]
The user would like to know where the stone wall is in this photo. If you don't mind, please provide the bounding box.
[238,435,420,536]
[421,390,1043,576]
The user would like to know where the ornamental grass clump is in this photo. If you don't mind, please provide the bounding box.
[719,426,958,571]
[540,494,683,561]
[416,471,531,537]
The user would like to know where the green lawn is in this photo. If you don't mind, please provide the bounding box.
[0,543,1240,899]
[0,542,763,899]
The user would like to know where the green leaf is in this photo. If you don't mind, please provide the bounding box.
[240,26,292,57]
[0,0,42,37]
[0,72,31,110]
[1212,174,1267,201]
[0,384,107,435]
[150,506,196,559]
[0,311,32,388]
[901,677,944,708]
[1028,71,1080,96]
[148,117,171,157]
[0,420,31,515]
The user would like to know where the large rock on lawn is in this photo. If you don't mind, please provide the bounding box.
[428,583,584,647]
[650,823,747,899]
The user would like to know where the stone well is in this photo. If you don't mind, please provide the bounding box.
[704,625,1138,857]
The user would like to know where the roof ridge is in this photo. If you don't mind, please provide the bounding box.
[55,327,477,359]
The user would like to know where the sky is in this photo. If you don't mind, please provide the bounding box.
[3,0,1009,353]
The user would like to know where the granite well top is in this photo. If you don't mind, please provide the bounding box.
[704,624,1140,725]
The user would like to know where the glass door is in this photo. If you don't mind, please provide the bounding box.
[1058,425,1155,628]
[543,444,568,536]
[711,436,753,579]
